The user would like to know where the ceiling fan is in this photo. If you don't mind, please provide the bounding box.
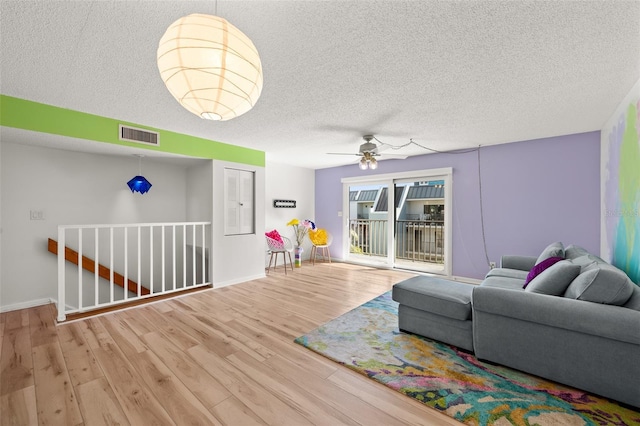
[327,135,408,170]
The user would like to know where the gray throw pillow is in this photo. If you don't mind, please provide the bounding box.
[536,242,565,264]
[569,254,599,270]
[525,260,580,296]
[564,244,589,260]
[564,263,635,306]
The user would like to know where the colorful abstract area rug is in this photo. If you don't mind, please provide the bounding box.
[294,291,640,426]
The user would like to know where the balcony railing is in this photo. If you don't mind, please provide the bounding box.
[56,221,211,321]
[349,219,444,264]
[396,220,444,263]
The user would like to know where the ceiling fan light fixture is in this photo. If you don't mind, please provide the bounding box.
[157,13,263,122]
[359,157,369,170]
[327,135,390,170]
[369,157,378,169]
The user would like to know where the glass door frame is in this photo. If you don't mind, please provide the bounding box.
[341,167,452,276]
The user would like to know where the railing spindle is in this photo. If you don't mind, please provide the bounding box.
[161,225,165,293]
[149,226,154,294]
[124,227,128,301]
[192,225,196,286]
[78,229,82,311]
[95,228,99,306]
[182,225,186,289]
[110,227,114,304]
[137,226,141,297]
[201,224,205,284]
[57,227,66,322]
[172,225,176,291]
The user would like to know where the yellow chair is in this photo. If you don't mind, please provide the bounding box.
[266,236,294,274]
[309,229,332,265]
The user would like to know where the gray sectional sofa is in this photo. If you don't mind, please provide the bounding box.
[392,242,640,408]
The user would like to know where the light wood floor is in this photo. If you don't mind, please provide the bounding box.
[0,262,462,425]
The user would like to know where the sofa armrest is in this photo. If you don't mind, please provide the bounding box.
[472,286,640,345]
[499,255,537,271]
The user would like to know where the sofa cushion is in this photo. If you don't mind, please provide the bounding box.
[523,256,564,288]
[481,276,525,291]
[536,242,564,264]
[564,263,635,305]
[564,244,589,260]
[392,276,473,321]
[525,260,581,295]
[623,285,640,311]
[485,268,529,280]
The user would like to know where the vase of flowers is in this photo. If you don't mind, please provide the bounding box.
[286,218,315,267]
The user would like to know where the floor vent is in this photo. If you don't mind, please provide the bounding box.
[119,125,159,146]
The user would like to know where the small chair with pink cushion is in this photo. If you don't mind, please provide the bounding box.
[265,230,294,274]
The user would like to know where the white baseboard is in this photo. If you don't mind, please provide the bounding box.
[339,260,483,285]
[214,273,266,289]
[0,298,54,313]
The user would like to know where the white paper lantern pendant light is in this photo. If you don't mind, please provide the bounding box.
[157,13,263,121]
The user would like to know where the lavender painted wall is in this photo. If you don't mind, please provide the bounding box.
[315,131,600,280]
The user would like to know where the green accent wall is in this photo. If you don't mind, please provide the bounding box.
[0,95,265,167]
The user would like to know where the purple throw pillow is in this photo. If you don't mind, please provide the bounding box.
[523,256,564,288]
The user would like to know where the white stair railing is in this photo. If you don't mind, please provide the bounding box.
[56,221,211,322]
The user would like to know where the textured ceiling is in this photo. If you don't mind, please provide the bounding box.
[1,1,639,169]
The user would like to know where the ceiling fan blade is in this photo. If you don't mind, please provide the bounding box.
[378,153,409,159]
[372,143,392,154]
[326,152,361,156]
[369,145,384,155]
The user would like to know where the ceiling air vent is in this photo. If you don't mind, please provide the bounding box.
[119,125,159,146]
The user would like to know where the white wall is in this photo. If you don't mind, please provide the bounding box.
[265,161,315,265]
[186,161,213,222]
[0,141,190,310]
[186,161,214,283]
[211,160,266,286]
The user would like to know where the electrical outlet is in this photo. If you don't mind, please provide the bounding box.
[30,210,45,220]
[489,261,496,269]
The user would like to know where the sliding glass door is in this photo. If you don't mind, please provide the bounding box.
[393,178,446,274]
[342,168,452,276]
[347,182,390,267]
